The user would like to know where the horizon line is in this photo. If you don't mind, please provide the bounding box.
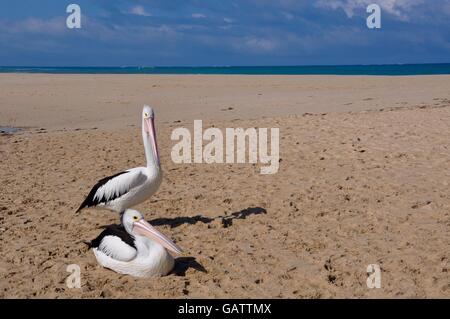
[1,62,450,68]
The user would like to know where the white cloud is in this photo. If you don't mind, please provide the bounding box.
[281,11,295,20]
[129,6,151,17]
[316,0,424,20]
[192,13,207,19]
[0,17,66,35]
[240,37,278,52]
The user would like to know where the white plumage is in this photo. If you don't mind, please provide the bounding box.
[94,169,146,203]
[77,106,162,213]
[93,241,175,278]
[90,167,161,213]
[97,235,137,262]
[89,209,182,278]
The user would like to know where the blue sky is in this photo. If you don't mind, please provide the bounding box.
[0,0,449,66]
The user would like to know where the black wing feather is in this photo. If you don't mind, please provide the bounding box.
[87,224,136,250]
[76,171,128,212]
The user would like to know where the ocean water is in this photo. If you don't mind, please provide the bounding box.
[0,64,449,75]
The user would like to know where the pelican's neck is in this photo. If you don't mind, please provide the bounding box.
[134,235,164,258]
[131,234,174,276]
[142,128,160,170]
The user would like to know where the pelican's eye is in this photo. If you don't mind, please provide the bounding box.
[144,112,149,118]
[133,215,139,221]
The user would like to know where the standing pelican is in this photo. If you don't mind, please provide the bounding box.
[87,209,182,277]
[77,105,162,213]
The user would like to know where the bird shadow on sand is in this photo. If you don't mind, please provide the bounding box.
[164,206,267,276]
[149,206,267,229]
[172,257,208,276]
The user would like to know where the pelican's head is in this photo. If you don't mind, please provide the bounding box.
[122,209,183,255]
[142,105,155,136]
[142,105,160,166]
[142,105,154,120]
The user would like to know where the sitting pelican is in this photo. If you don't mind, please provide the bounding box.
[87,209,183,277]
[77,105,162,213]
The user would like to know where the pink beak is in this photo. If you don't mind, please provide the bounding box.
[144,117,160,165]
[133,219,183,255]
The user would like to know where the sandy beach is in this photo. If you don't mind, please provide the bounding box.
[0,74,449,298]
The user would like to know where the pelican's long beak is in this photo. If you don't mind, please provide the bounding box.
[144,117,160,165]
[133,219,183,255]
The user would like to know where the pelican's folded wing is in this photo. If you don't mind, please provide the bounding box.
[90,224,137,262]
[77,168,147,212]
